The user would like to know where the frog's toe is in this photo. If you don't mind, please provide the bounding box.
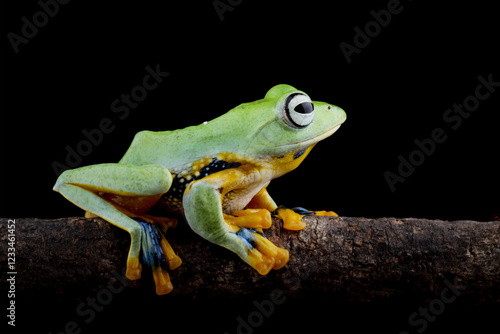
[224,208,272,229]
[152,267,174,295]
[291,206,338,217]
[272,247,289,270]
[231,227,289,275]
[126,256,142,280]
[135,218,181,295]
[312,210,338,217]
[159,237,182,270]
[274,207,338,230]
[274,207,306,231]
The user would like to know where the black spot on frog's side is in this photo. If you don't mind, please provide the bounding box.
[167,158,241,200]
[293,149,307,160]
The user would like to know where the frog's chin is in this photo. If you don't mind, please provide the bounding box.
[281,123,342,150]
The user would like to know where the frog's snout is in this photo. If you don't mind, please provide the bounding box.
[323,104,346,128]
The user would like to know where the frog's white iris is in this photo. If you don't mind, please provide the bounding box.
[283,93,314,129]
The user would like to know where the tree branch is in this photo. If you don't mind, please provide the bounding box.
[1,216,499,303]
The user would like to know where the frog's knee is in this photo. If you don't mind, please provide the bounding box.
[53,169,73,192]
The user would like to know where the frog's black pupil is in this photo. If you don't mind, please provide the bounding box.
[294,102,314,114]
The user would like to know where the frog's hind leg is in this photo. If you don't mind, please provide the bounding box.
[53,163,173,292]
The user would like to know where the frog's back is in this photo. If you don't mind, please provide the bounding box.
[122,130,217,168]
[118,110,256,169]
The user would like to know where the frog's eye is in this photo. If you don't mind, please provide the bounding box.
[283,93,314,129]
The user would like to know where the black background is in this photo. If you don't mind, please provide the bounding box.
[1,1,499,333]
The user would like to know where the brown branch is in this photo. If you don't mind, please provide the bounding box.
[1,216,499,303]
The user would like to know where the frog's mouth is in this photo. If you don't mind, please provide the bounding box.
[279,123,342,150]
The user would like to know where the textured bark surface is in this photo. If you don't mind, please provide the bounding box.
[1,216,499,303]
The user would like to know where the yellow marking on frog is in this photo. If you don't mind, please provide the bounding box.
[216,152,244,163]
[68,182,139,197]
[189,156,214,174]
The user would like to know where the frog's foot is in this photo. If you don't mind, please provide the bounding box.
[273,207,338,231]
[224,208,272,229]
[226,225,289,275]
[134,218,182,295]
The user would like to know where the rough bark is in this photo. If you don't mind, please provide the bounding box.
[1,216,499,303]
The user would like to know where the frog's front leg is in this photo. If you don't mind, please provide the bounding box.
[183,169,289,275]
[53,163,180,295]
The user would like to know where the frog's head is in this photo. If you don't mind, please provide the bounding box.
[239,84,346,158]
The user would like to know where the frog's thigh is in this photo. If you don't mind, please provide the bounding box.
[53,163,172,280]
[183,177,288,275]
[55,163,172,197]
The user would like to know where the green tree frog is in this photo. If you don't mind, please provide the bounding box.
[53,84,346,295]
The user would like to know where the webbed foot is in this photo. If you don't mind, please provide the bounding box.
[223,208,288,274]
[274,206,338,230]
[135,219,182,295]
[226,225,289,275]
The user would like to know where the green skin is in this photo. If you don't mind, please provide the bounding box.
[53,84,346,293]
